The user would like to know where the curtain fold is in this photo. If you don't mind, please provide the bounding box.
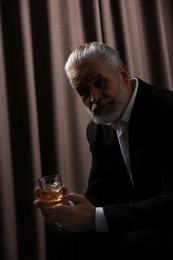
[0,13,18,260]
[0,0,172,259]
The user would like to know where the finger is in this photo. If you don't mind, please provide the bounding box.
[61,186,68,196]
[34,187,43,199]
[42,207,59,222]
[33,198,45,208]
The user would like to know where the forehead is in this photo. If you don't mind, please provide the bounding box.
[71,58,108,85]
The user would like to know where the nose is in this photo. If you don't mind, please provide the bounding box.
[90,87,102,103]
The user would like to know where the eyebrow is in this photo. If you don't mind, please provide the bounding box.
[72,71,88,85]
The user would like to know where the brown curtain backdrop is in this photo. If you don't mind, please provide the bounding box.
[0,0,172,259]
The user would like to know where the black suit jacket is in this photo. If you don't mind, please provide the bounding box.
[85,78,173,232]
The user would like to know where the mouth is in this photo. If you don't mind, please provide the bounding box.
[92,102,113,115]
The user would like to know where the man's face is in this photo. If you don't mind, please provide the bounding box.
[70,58,129,124]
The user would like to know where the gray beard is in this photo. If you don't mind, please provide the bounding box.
[86,87,128,125]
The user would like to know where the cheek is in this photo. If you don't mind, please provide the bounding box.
[104,88,117,99]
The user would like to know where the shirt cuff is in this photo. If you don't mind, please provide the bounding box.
[95,207,109,232]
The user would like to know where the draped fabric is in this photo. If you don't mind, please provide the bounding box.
[0,0,172,259]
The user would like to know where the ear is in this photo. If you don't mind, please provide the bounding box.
[119,64,129,85]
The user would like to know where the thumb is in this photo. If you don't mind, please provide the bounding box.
[65,193,86,205]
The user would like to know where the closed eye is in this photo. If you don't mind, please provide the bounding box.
[76,85,90,98]
[94,78,107,89]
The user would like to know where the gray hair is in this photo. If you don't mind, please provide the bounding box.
[64,42,122,80]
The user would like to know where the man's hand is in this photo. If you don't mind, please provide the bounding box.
[33,190,96,232]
